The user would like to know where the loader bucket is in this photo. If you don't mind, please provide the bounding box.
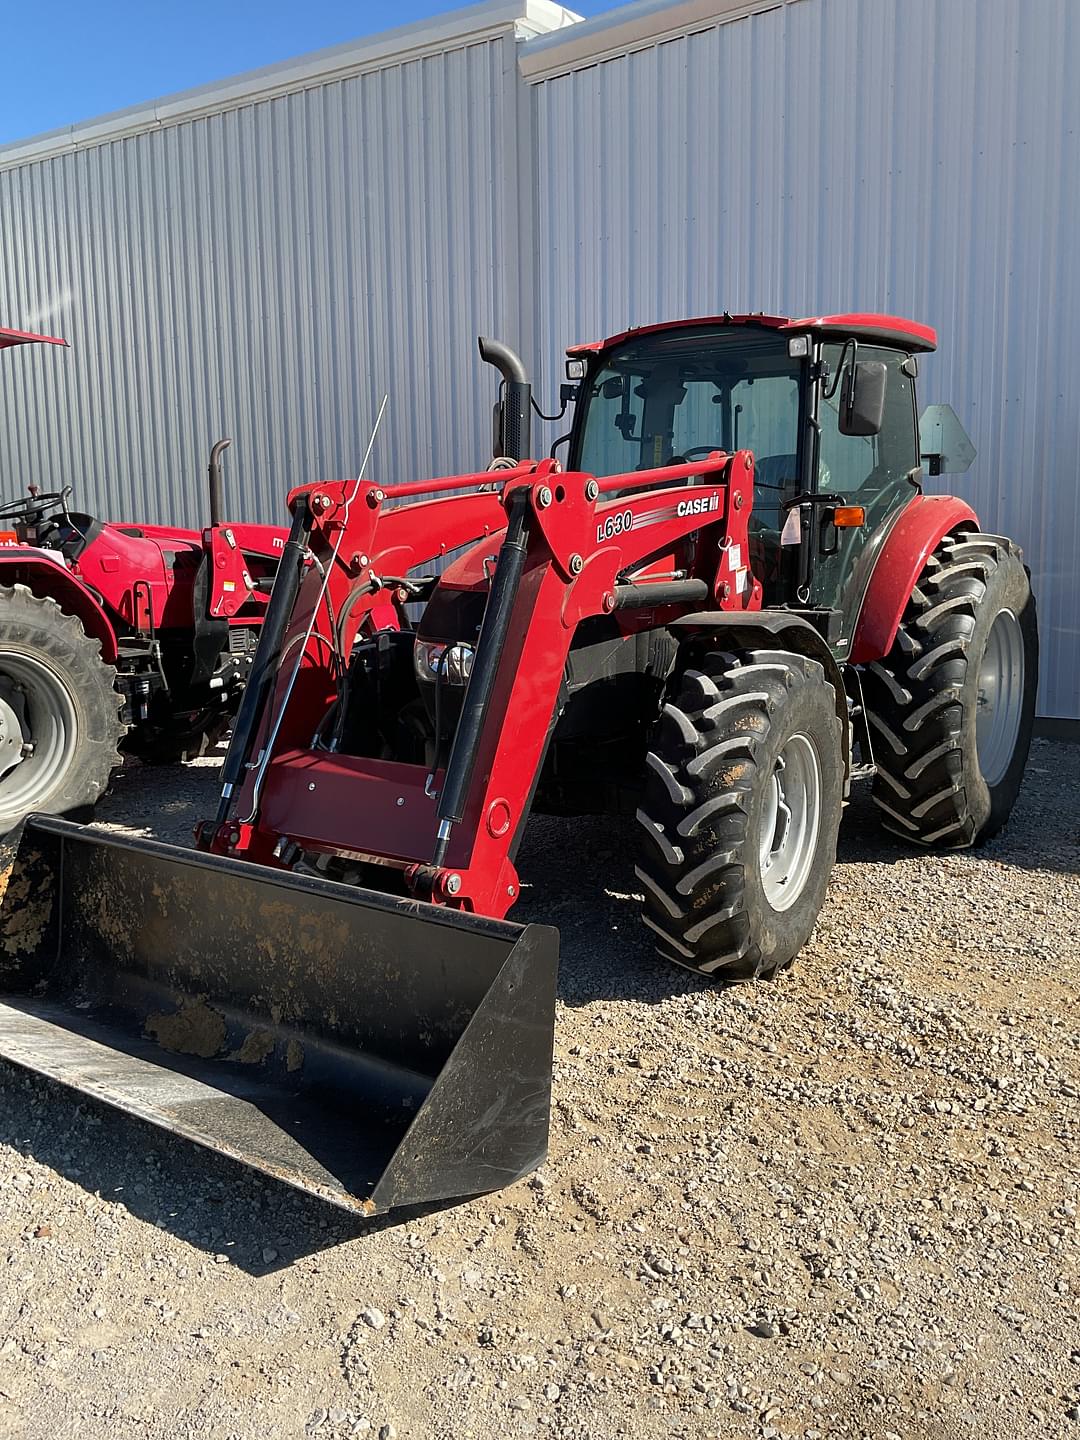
[0,816,558,1215]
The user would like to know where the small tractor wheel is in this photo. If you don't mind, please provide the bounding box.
[123,709,231,765]
[636,649,844,982]
[0,584,125,836]
[862,531,1037,846]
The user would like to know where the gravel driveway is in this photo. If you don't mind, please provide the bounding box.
[0,742,1077,1440]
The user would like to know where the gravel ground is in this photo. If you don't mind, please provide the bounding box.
[0,741,1078,1440]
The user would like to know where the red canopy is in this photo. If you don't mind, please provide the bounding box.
[0,326,67,352]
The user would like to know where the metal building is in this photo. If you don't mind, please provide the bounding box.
[1,0,1077,719]
[0,1,577,525]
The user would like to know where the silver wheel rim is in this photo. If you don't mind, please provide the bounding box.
[0,652,80,820]
[758,732,821,912]
[975,609,1025,788]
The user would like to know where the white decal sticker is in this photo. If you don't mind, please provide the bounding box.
[780,507,803,546]
[728,543,742,569]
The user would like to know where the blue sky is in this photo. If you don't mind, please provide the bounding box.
[2,0,618,146]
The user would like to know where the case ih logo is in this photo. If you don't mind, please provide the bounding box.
[677,493,720,519]
[595,490,721,545]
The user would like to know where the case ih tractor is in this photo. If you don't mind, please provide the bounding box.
[0,314,1037,1215]
[0,325,285,833]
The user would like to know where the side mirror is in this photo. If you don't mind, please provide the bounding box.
[839,360,887,436]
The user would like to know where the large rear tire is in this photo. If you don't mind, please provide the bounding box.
[862,531,1037,846]
[635,649,844,982]
[0,585,125,836]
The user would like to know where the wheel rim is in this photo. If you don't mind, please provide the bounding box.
[975,609,1025,788]
[0,652,80,819]
[758,732,822,912]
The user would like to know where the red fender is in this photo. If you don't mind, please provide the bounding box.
[0,550,119,663]
[849,495,979,664]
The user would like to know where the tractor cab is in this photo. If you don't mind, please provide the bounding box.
[564,313,950,658]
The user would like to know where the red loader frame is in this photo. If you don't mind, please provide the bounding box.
[205,450,760,916]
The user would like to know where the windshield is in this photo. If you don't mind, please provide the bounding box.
[574,328,803,493]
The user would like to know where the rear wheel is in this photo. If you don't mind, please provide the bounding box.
[862,531,1037,846]
[635,649,844,981]
[0,585,124,835]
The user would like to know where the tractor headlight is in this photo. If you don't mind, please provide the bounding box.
[413,640,475,686]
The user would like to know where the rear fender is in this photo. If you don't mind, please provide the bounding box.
[849,494,978,664]
[668,610,852,784]
[0,550,118,663]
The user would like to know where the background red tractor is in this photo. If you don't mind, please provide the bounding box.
[0,313,1039,1215]
[0,326,285,833]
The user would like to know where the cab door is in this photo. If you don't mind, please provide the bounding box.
[810,344,921,633]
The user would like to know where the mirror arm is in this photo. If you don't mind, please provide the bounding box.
[822,338,857,401]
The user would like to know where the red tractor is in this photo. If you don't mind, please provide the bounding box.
[0,314,1038,1215]
[0,325,285,833]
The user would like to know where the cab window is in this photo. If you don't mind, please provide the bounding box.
[818,344,919,515]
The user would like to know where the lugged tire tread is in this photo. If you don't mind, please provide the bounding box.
[635,647,840,983]
[861,530,1032,849]
[0,583,125,834]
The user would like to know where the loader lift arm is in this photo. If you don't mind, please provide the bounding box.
[204,448,760,917]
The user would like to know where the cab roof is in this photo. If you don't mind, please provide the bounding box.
[0,326,67,352]
[567,313,937,357]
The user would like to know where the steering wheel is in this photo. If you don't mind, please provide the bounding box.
[0,486,73,523]
[669,446,725,463]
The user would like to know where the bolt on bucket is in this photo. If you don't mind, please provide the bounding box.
[0,816,558,1214]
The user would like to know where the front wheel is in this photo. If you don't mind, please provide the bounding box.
[862,531,1038,847]
[635,649,844,982]
[0,585,125,836]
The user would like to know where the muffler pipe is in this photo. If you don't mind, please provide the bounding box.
[478,336,531,463]
[208,438,232,528]
[216,496,312,822]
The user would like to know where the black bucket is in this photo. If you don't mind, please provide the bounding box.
[0,816,558,1214]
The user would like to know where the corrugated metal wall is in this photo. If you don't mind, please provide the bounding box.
[0,30,529,530]
[2,0,1076,715]
[531,0,1080,718]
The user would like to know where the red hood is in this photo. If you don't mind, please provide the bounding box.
[0,326,68,352]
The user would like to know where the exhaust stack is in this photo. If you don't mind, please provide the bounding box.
[207,437,232,528]
[478,336,532,463]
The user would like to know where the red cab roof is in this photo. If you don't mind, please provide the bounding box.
[567,312,937,357]
[0,326,68,352]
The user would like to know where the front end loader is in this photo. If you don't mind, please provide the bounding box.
[0,314,1038,1213]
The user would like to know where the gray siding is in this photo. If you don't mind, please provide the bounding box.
[530,0,1080,718]
[2,0,1077,717]
[0,31,530,529]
